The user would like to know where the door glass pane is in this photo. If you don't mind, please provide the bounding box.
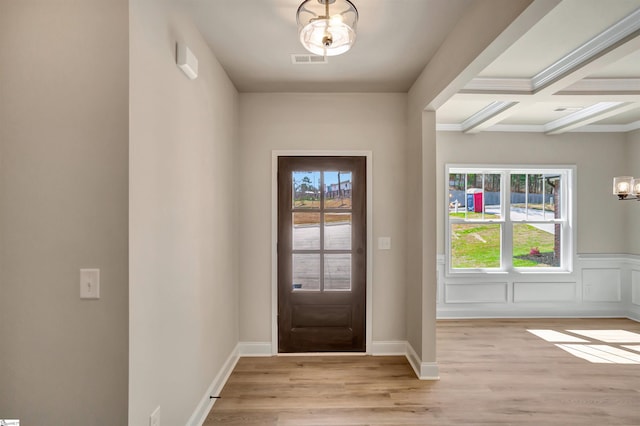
[292,254,320,291]
[324,171,351,209]
[324,254,351,291]
[450,223,501,268]
[513,223,560,268]
[292,171,321,209]
[324,213,351,250]
[293,212,320,250]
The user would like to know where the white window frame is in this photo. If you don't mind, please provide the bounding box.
[445,164,575,276]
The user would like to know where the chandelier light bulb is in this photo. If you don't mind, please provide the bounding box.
[613,176,634,199]
[297,0,358,57]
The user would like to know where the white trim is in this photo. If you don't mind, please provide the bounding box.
[461,101,518,133]
[238,342,273,357]
[437,122,640,134]
[444,164,576,276]
[561,78,640,93]
[405,343,422,378]
[544,102,633,134]
[370,341,408,356]
[437,253,640,320]
[419,362,441,380]
[406,343,440,380]
[461,77,640,94]
[532,7,640,90]
[271,150,374,354]
[462,77,532,93]
[187,344,240,426]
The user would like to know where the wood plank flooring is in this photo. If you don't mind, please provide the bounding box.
[203,318,640,425]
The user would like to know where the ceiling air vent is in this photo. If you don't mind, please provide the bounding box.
[291,54,328,64]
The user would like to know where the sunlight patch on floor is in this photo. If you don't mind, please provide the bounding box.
[556,344,640,364]
[527,329,589,342]
[566,330,640,343]
[528,329,640,364]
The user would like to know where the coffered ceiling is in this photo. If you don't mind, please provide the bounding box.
[437,0,640,134]
[185,0,640,133]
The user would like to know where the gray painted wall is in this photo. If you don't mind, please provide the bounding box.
[129,0,240,424]
[0,1,129,424]
[238,93,408,344]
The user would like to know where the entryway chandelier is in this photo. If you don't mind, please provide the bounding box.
[296,0,358,57]
[613,176,640,201]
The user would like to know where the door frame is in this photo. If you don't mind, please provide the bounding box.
[271,150,373,354]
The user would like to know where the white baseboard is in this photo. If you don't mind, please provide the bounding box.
[370,340,407,355]
[187,344,240,426]
[627,306,640,323]
[406,343,440,381]
[238,341,273,356]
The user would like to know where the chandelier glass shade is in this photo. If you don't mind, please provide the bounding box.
[297,0,358,56]
[613,176,640,200]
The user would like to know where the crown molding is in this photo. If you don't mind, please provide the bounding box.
[544,102,631,134]
[559,78,640,94]
[462,77,533,93]
[532,7,640,91]
[437,120,640,134]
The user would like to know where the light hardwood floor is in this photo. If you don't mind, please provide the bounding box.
[204,318,640,425]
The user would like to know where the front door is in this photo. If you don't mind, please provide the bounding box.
[278,156,366,352]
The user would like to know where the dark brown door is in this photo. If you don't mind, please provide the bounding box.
[278,156,366,353]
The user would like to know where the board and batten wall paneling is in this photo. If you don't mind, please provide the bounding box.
[632,270,640,306]
[445,282,508,304]
[582,269,621,302]
[513,282,576,303]
[437,256,640,318]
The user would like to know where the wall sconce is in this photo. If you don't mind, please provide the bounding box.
[613,176,640,200]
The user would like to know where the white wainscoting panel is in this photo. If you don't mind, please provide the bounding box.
[582,268,621,302]
[513,282,576,303]
[445,282,508,304]
[633,270,640,306]
[438,254,639,319]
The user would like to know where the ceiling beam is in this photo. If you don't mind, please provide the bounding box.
[532,7,640,91]
[461,101,519,133]
[544,102,637,134]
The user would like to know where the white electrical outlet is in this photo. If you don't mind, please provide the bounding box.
[80,269,100,299]
[150,406,160,426]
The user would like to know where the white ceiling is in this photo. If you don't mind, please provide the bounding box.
[185,0,640,134]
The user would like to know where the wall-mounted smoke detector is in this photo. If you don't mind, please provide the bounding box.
[291,54,328,64]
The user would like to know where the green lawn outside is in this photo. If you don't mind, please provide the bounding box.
[450,214,556,268]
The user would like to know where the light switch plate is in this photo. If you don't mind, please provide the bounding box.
[378,237,391,250]
[80,269,100,299]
